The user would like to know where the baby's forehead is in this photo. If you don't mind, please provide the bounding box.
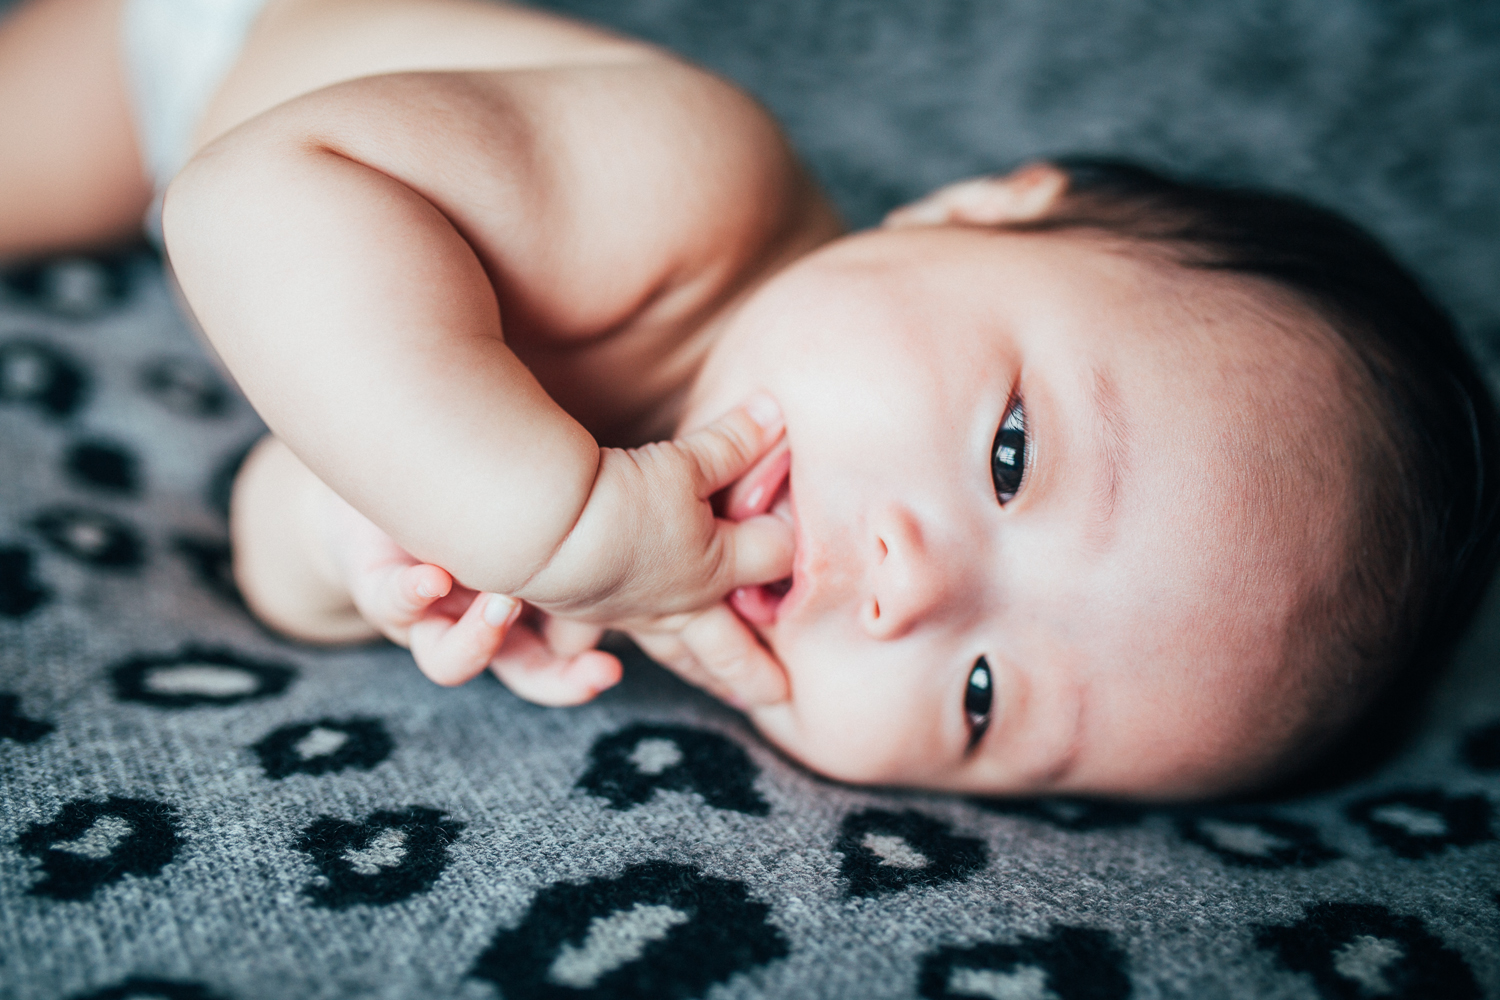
[1089,296,1353,598]
[1063,248,1354,442]
[1026,257,1358,793]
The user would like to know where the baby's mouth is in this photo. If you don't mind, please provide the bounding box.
[723,441,795,626]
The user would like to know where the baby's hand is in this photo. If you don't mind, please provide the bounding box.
[330,497,620,704]
[624,603,789,709]
[335,499,784,708]
[518,396,795,622]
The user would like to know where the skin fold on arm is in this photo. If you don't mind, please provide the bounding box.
[164,64,806,629]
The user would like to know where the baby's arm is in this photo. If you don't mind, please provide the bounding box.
[165,64,808,622]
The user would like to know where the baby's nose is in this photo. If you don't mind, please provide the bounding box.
[861,504,946,641]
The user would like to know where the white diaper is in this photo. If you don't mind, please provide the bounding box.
[121,0,271,241]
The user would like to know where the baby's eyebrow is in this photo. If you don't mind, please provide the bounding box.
[1086,365,1131,545]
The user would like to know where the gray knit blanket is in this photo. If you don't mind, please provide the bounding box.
[2,1,1498,997]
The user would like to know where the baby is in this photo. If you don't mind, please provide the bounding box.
[4,0,1496,800]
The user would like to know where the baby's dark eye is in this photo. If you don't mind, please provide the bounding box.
[965,656,994,744]
[992,401,1026,503]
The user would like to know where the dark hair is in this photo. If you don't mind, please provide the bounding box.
[1011,157,1500,790]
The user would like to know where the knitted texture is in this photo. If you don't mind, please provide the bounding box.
[2,1,1498,997]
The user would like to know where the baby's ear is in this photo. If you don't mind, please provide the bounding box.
[883,162,1069,229]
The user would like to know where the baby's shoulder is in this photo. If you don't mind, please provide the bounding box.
[252,60,836,342]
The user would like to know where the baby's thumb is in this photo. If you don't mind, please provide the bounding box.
[678,394,784,497]
[719,513,795,591]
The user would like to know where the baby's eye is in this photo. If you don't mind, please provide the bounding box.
[992,401,1026,503]
[965,656,994,745]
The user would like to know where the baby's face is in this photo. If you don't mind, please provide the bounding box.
[682,226,1354,799]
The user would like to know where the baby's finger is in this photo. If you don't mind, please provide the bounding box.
[489,625,622,706]
[627,629,706,691]
[626,629,700,684]
[348,560,453,641]
[677,393,784,498]
[408,592,519,687]
[676,604,790,707]
[542,616,607,657]
[631,607,788,709]
[628,628,757,708]
[717,513,795,590]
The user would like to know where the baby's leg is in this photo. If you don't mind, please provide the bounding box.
[231,435,381,643]
[234,434,506,652]
[0,0,153,258]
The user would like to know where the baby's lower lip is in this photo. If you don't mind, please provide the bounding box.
[730,574,791,625]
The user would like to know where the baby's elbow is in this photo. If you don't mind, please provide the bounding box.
[161,121,310,271]
[159,144,234,261]
[161,140,257,262]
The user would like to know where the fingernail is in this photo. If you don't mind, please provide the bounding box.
[416,580,434,598]
[744,393,782,429]
[483,594,519,627]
